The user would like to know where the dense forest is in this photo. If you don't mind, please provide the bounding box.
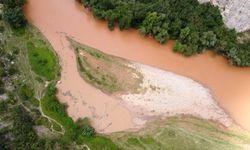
[78,0,250,67]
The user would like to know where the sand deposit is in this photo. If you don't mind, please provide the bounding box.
[121,63,232,127]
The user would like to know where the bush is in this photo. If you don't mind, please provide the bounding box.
[3,0,25,8]
[82,126,95,137]
[0,101,8,113]
[3,0,26,28]
[18,85,34,101]
[0,87,5,94]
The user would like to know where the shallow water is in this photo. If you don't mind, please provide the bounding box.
[25,0,250,130]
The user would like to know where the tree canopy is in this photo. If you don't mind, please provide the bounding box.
[78,0,250,67]
[3,0,26,28]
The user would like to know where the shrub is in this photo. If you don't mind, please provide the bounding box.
[3,0,26,28]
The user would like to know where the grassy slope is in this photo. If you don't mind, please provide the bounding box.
[111,117,250,150]
[16,27,59,81]
[1,19,65,148]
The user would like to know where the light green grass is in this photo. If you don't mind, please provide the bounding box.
[70,38,142,95]
[111,117,250,150]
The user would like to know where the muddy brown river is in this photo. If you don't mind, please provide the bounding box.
[25,0,250,132]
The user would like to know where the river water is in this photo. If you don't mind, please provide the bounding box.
[24,0,250,131]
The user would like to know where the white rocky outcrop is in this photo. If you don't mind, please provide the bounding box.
[198,0,250,32]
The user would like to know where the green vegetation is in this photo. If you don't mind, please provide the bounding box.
[78,0,250,67]
[71,39,142,94]
[41,84,77,140]
[0,17,120,150]
[41,84,120,149]
[0,2,121,149]
[27,41,58,81]
[2,0,26,28]
[0,21,64,149]
[111,117,250,150]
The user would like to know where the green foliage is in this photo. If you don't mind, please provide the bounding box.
[82,126,95,137]
[36,117,51,128]
[76,118,95,137]
[0,101,8,113]
[201,31,217,48]
[78,0,250,67]
[173,40,197,56]
[127,138,142,146]
[180,27,191,43]
[139,12,170,44]
[3,0,26,28]
[27,42,58,81]
[81,136,121,150]
[111,117,249,150]
[52,121,62,132]
[140,137,155,144]
[18,84,34,101]
[0,87,4,94]
[3,0,25,8]
[41,84,120,148]
[11,106,38,149]
[4,106,60,150]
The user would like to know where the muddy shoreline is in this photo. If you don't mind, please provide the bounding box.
[24,0,250,131]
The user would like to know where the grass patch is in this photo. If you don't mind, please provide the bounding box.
[41,84,76,140]
[6,22,59,82]
[2,21,59,97]
[36,117,51,129]
[26,40,58,81]
[52,121,62,132]
[140,137,154,145]
[79,136,121,150]
[111,117,250,150]
[70,38,142,95]
[127,138,143,147]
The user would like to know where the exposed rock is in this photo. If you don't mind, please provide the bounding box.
[0,94,8,101]
[198,0,250,32]
[34,126,54,138]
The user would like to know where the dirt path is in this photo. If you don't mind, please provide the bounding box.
[38,100,65,135]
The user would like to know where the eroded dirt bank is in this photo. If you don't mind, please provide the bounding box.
[25,0,250,130]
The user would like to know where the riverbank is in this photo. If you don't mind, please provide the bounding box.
[110,116,250,150]
[24,0,250,130]
[73,39,232,130]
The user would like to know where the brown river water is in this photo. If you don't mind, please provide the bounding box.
[24,0,250,132]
